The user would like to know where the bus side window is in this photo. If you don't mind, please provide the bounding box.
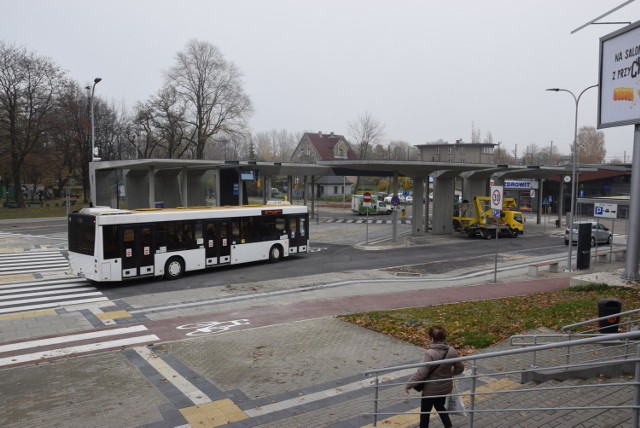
[300,216,306,237]
[103,225,119,259]
[220,222,229,246]
[205,223,215,248]
[231,221,240,245]
[289,218,297,238]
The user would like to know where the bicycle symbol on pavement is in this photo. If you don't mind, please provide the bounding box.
[176,319,250,336]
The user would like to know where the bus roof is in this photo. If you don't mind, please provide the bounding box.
[72,204,307,224]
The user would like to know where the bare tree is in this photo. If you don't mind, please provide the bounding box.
[389,140,416,160]
[133,85,189,159]
[524,143,540,165]
[47,81,90,199]
[577,126,606,164]
[165,39,253,159]
[347,111,386,160]
[0,42,66,207]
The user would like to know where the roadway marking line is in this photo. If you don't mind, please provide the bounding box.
[0,325,150,353]
[0,286,97,298]
[1,291,104,306]
[134,346,211,405]
[0,278,88,289]
[0,296,108,314]
[244,368,415,418]
[0,334,159,367]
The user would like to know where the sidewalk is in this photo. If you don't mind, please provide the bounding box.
[0,214,635,427]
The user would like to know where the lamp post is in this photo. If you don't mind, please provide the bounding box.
[546,84,597,271]
[90,77,102,162]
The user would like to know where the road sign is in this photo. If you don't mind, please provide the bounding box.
[594,202,617,219]
[492,209,501,219]
[490,186,504,210]
[363,191,372,202]
[402,190,409,197]
[390,195,400,206]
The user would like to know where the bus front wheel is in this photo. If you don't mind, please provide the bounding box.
[164,257,185,280]
[269,245,283,263]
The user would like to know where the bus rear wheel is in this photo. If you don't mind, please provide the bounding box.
[164,256,185,280]
[269,245,283,263]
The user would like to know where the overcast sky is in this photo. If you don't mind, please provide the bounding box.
[3,0,640,162]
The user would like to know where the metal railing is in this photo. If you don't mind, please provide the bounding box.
[365,330,640,427]
[510,308,640,369]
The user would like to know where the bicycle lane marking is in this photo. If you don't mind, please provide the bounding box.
[176,319,250,336]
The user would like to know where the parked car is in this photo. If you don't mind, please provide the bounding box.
[564,221,613,246]
[377,202,395,214]
[270,188,280,197]
[384,193,407,204]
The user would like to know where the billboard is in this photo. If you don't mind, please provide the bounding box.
[599,20,640,128]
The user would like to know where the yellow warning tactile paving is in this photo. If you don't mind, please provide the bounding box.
[361,377,520,428]
[95,310,131,321]
[180,398,248,427]
[0,309,57,321]
[0,274,35,282]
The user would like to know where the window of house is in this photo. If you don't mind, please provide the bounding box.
[448,147,453,154]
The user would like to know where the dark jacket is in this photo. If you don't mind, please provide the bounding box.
[406,342,464,396]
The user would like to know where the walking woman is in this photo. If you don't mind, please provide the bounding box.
[404,326,464,428]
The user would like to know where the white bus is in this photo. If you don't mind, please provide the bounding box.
[68,203,309,282]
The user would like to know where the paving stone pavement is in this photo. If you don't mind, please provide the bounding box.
[0,214,637,427]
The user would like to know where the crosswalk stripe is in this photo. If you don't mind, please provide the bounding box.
[0,325,150,353]
[0,278,88,289]
[0,334,160,367]
[0,250,69,275]
[0,275,109,315]
[0,297,109,314]
[0,283,92,295]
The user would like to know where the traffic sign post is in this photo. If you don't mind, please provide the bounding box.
[362,192,372,244]
[490,186,504,283]
[490,186,504,210]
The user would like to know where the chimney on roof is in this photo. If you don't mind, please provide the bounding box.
[318,131,322,137]
[330,132,334,137]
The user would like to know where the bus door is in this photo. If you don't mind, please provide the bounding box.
[204,221,231,266]
[287,215,308,254]
[121,225,154,278]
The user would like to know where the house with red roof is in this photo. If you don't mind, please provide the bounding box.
[291,131,358,163]
[291,131,357,197]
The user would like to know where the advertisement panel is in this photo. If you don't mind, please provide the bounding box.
[599,21,640,128]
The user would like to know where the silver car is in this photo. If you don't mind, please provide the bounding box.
[564,221,613,246]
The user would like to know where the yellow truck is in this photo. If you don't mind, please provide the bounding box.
[453,196,524,238]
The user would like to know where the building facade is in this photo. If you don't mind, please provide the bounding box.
[416,141,496,164]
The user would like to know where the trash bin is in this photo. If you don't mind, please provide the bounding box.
[598,298,622,333]
[555,219,560,228]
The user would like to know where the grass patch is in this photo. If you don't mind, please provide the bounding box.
[337,284,640,355]
[0,202,85,219]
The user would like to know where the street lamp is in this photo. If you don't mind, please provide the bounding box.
[90,77,102,161]
[546,84,597,271]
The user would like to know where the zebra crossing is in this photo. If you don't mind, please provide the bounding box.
[0,277,108,315]
[0,249,69,275]
[324,217,412,224]
[0,325,159,368]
